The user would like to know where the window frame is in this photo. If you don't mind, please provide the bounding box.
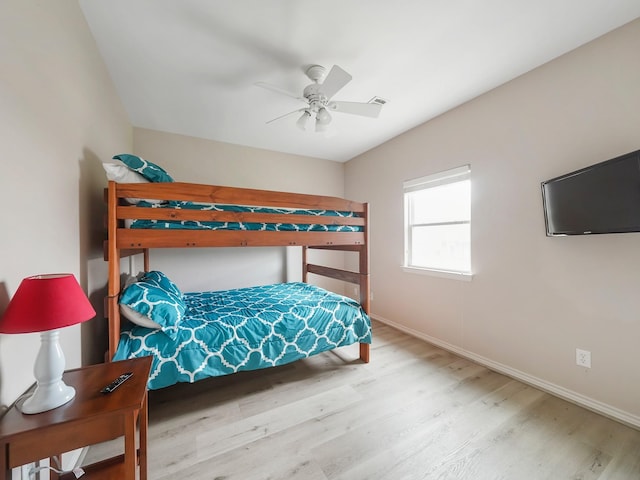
[403,165,472,281]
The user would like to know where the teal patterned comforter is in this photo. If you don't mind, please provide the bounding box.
[131,201,362,232]
[113,282,372,390]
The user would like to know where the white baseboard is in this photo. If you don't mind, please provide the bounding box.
[373,314,640,430]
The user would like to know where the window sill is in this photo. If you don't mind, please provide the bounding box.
[402,266,473,282]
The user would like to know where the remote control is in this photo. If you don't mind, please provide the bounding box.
[100,372,133,394]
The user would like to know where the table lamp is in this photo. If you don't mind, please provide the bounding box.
[0,274,96,414]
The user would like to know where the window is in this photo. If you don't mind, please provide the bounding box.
[403,165,471,277]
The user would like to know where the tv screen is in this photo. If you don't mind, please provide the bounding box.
[541,149,640,236]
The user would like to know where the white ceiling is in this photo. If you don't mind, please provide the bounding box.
[79,1,640,162]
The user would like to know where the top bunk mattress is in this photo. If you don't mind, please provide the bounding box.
[129,200,363,232]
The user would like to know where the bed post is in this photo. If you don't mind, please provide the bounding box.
[301,246,308,283]
[359,202,370,363]
[107,181,121,361]
[358,260,370,363]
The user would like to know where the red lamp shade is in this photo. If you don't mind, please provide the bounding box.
[0,274,96,334]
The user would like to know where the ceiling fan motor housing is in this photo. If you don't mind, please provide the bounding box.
[303,84,328,113]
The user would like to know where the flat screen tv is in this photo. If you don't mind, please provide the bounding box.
[541,149,640,236]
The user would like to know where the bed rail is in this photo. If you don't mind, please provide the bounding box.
[108,181,366,211]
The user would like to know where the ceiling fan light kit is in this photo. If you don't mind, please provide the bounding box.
[258,64,385,132]
[316,107,331,124]
[296,110,311,130]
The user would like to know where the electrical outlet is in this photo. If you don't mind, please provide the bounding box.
[576,348,591,368]
[370,290,374,301]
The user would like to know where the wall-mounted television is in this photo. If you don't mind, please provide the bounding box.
[541,149,640,236]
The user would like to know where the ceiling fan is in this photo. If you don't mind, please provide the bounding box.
[256,64,385,133]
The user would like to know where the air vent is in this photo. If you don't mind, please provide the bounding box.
[368,96,388,106]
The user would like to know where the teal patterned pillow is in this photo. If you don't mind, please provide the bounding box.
[112,154,174,183]
[140,271,182,299]
[119,280,185,339]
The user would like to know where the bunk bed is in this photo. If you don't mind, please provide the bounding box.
[104,178,371,390]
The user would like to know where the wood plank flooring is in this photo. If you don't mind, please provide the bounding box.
[85,321,640,479]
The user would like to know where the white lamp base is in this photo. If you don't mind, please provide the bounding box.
[22,329,76,414]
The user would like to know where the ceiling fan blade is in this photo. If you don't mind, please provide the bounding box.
[328,101,382,118]
[318,65,352,100]
[255,82,305,102]
[266,108,306,124]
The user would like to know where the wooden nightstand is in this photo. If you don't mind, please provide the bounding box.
[0,356,152,480]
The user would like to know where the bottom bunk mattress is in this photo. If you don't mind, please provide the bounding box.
[113,282,372,390]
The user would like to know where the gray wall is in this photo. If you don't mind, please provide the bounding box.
[3,1,638,430]
[345,19,640,424]
[0,0,348,412]
[0,0,131,408]
[130,128,348,295]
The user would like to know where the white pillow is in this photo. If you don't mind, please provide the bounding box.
[120,303,162,329]
[102,162,163,204]
[102,162,148,184]
[119,272,159,329]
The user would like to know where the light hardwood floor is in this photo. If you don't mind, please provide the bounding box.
[87,321,640,479]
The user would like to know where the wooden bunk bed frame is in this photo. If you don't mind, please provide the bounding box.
[104,180,371,364]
